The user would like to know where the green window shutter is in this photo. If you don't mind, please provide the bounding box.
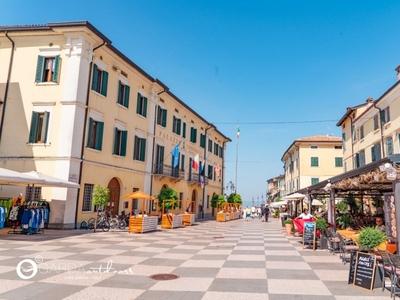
[35,56,45,83]
[311,157,318,166]
[194,129,197,143]
[91,64,98,91]
[29,112,39,143]
[342,133,346,149]
[113,128,118,155]
[136,93,141,114]
[143,97,147,117]
[96,121,104,151]
[182,122,186,138]
[177,119,181,135]
[124,85,130,108]
[311,178,319,185]
[101,70,108,96]
[140,138,146,161]
[87,117,93,147]
[162,109,167,127]
[133,136,138,160]
[42,111,50,143]
[121,131,127,156]
[117,81,122,104]
[335,157,343,167]
[181,154,185,170]
[380,110,385,123]
[52,55,60,83]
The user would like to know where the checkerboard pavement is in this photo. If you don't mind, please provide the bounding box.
[0,217,392,300]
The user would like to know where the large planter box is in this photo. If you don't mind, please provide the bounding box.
[128,216,158,233]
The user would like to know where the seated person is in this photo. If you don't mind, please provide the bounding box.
[375,217,385,232]
[296,208,314,220]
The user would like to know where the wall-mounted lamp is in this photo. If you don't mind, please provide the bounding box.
[112,66,120,71]
[323,182,331,191]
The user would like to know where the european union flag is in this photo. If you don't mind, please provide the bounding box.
[171,143,180,168]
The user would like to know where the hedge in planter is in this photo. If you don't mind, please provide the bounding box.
[356,226,387,251]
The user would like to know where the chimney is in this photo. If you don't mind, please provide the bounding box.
[396,65,400,81]
[366,97,374,107]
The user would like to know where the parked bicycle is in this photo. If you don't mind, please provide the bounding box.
[110,211,128,231]
[80,217,95,230]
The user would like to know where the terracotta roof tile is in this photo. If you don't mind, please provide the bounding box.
[296,135,342,142]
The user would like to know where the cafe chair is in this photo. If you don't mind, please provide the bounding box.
[377,249,394,294]
[325,229,340,255]
[388,254,400,299]
[337,233,359,265]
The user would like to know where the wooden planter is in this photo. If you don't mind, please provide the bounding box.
[182,213,195,226]
[161,214,183,229]
[216,212,226,222]
[128,216,158,233]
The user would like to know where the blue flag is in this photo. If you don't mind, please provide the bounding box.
[171,143,180,168]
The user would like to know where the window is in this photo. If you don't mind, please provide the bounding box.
[373,114,379,130]
[190,127,197,143]
[155,145,164,174]
[214,142,219,155]
[136,93,147,117]
[219,145,223,158]
[360,125,364,139]
[207,195,210,208]
[181,154,185,171]
[386,137,394,156]
[310,145,318,149]
[182,122,186,138]
[25,186,42,201]
[91,64,108,96]
[208,165,213,179]
[173,116,182,135]
[133,136,146,161]
[82,184,94,212]
[29,111,50,143]
[200,133,206,148]
[113,128,127,156]
[352,125,356,141]
[344,161,347,172]
[380,107,390,124]
[342,133,346,149]
[289,162,294,172]
[35,55,60,83]
[117,81,130,108]
[311,178,319,185]
[208,139,212,152]
[335,145,342,149]
[310,157,319,167]
[132,187,139,209]
[359,150,365,166]
[295,159,298,169]
[87,117,104,150]
[371,144,381,162]
[335,157,343,167]
[157,106,167,127]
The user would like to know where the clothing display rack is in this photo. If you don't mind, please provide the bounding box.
[7,202,50,235]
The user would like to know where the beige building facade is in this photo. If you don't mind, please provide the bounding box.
[337,69,400,170]
[281,136,343,195]
[0,21,230,228]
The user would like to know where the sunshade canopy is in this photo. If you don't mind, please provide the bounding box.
[121,190,156,200]
[0,167,45,186]
[282,192,306,200]
[22,171,80,188]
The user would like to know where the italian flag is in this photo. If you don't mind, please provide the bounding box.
[237,126,240,139]
[192,154,199,172]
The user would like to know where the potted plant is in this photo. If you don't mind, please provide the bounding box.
[336,213,353,229]
[284,218,293,235]
[356,226,387,251]
[315,218,329,249]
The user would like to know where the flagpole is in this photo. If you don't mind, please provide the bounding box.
[235,121,239,193]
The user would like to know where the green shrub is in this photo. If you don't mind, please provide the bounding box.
[284,218,293,225]
[356,226,387,250]
[315,218,329,231]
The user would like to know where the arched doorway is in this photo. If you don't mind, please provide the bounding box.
[191,189,198,215]
[107,178,120,216]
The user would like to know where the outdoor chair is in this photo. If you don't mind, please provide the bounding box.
[377,249,394,294]
[337,233,359,264]
[388,253,400,299]
[325,229,340,255]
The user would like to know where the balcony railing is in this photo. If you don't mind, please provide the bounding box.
[153,164,184,181]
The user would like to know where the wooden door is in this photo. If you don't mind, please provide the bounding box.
[107,178,120,216]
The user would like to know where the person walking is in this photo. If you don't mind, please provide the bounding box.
[251,205,256,219]
[261,205,265,222]
[264,205,270,222]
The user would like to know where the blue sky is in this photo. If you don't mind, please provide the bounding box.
[3,1,400,206]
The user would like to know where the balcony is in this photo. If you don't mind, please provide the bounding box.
[153,164,185,182]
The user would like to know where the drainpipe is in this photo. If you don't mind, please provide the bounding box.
[0,31,15,144]
[149,88,167,198]
[349,113,355,168]
[202,124,213,217]
[373,102,385,158]
[74,40,106,228]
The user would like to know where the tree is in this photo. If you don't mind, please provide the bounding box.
[91,184,110,232]
[157,188,178,212]
[211,194,225,208]
[227,193,242,204]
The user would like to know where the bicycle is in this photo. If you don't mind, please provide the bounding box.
[80,217,95,230]
[109,211,128,231]
[90,210,110,232]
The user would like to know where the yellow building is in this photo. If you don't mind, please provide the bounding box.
[337,69,400,170]
[281,136,343,194]
[0,21,230,228]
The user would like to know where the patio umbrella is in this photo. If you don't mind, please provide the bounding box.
[22,171,80,188]
[0,167,45,186]
[121,191,156,200]
[270,200,288,208]
[282,192,306,200]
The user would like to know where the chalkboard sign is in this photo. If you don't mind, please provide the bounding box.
[348,251,356,284]
[303,221,316,251]
[353,252,376,290]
